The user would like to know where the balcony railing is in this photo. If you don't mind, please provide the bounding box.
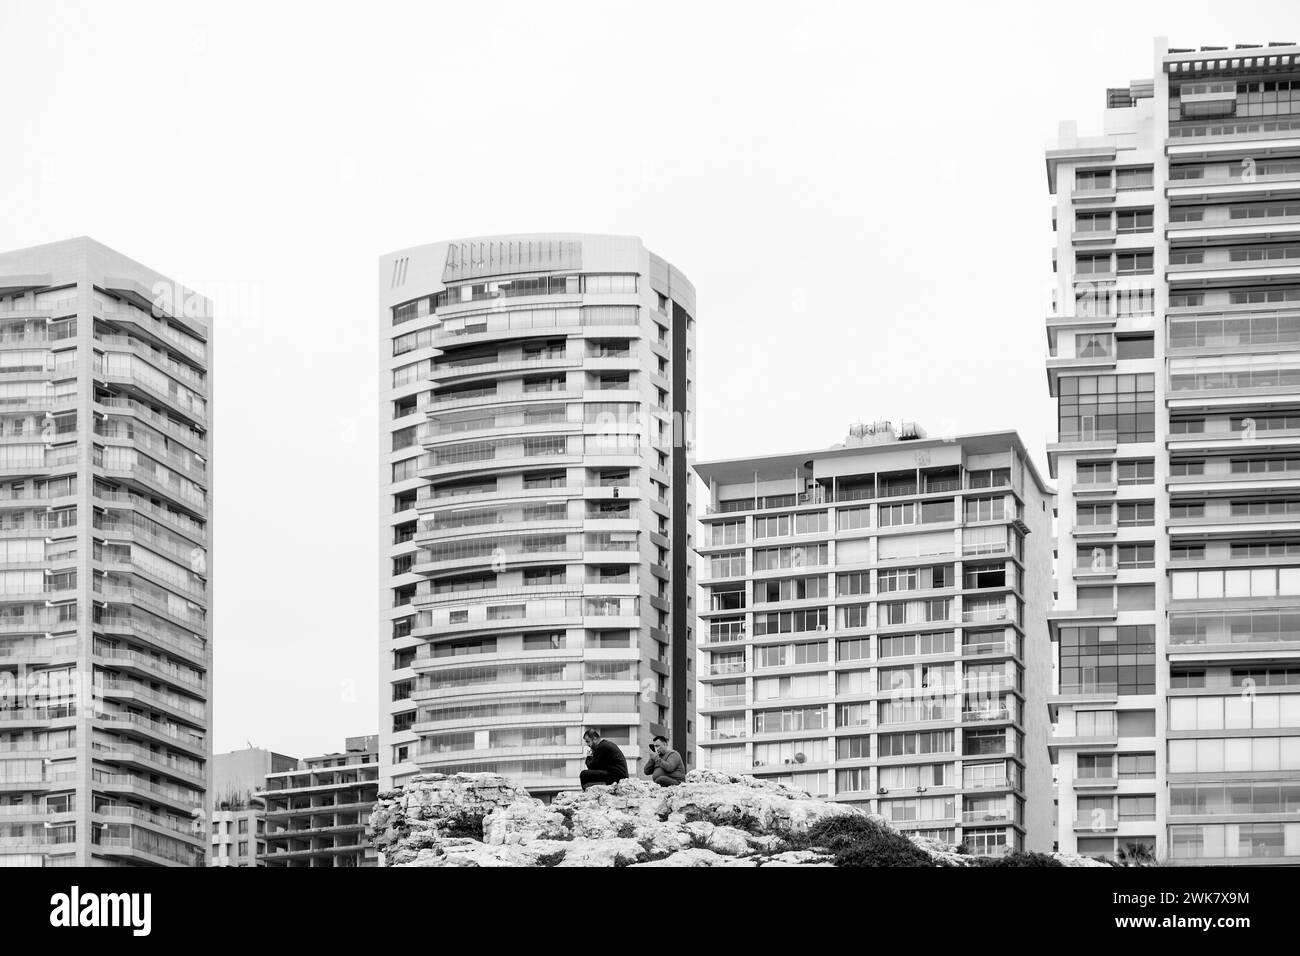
[706,622,747,644]
[1072,813,1118,831]
[702,694,746,709]
[961,707,1011,723]
[962,605,1010,624]
[707,661,747,676]
[961,809,1012,824]
[961,641,1013,657]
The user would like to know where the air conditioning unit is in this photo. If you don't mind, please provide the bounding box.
[783,758,794,765]
[816,624,827,632]
[877,787,889,795]
[916,786,928,793]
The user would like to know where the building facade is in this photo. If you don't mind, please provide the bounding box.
[378,234,697,796]
[1046,37,1300,864]
[0,238,212,867]
[208,746,296,867]
[260,735,378,867]
[694,425,1054,855]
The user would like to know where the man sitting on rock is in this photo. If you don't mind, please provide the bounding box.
[579,728,628,790]
[642,734,686,787]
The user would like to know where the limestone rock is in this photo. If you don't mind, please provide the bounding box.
[629,848,731,867]
[369,769,1084,868]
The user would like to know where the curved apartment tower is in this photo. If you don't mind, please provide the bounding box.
[1047,38,1300,864]
[379,235,697,795]
[0,238,211,866]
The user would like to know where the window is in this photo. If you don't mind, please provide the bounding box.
[753,544,827,571]
[711,520,744,546]
[1116,209,1153,233]
[1057,374,1155,443]
[1116,334,1154,360]
[759,575,828,603]
[756,641,829,667]
[1117,459,1154,485]
[1076,253,1111,275]
[1117,501,1154,526]
[1116,167,1153,190]
[878,631,954,658]
[837,571,870,597]
[877,565,952,593]
[1116,252,1153,276]
[1058,625,1156,695]
[837,637,870,661]
[1075,169,1112,191]
[919,499,954,524]
[1117,543,1155,569]
[1076,333,1112,358]
[837,736,871,760]
[964,496,1004,523]
[1076,460,1111,484]
[837,506,870,531]
[1075,211,1112,233]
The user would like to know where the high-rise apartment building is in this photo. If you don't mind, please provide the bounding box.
[0,237,212,866]
[378,235,697,796]
[260,735,378,867]
[694,425,1054,855]
[1047,38,1300,864]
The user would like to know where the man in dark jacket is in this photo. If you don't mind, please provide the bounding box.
[642,734,686,787]
[579,729,628,790]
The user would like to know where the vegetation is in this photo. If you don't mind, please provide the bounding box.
[795,815,942,868]
[968,850,1062,868]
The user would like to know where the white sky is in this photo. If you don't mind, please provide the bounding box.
[0,0,1295,758]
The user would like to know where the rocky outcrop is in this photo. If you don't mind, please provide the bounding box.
[369,769,1108,868]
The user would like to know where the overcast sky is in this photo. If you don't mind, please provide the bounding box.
[0,1,1295,758]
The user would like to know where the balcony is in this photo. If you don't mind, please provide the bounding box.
[702,728,748,742]
[430,355,578,385]
[96,681,205,720]
[961,605,1010,625]
[429,385,583,411]
[960,640,1014,658]
[961,808,1012,825]
[92,488,207,542]
[1072,184,1117,202]
[93,646,206,691]
[1072,812,1118,832]
[699,694,746,711]
[704,622,747,645]
[94,398,206,455]
[1072,521,1118,537]
[961,706,1012,723]
[95,299,207,363]
[706,660,747,676]
[1168,116,1300,145]
[93,710,206,754]
[0,705,77,726]
[1072,775,1119,790]
[91,742,204,786]
[1072,226,1118,243]
[1050,725,1118,752]
[93,613,207,666]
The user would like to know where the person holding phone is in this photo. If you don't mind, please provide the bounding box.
[642,734,685,787]
[579,728,628,790]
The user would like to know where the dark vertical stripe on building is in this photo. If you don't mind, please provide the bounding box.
[670,301,691,761]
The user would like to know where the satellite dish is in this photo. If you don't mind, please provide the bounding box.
[793,752,807,764]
